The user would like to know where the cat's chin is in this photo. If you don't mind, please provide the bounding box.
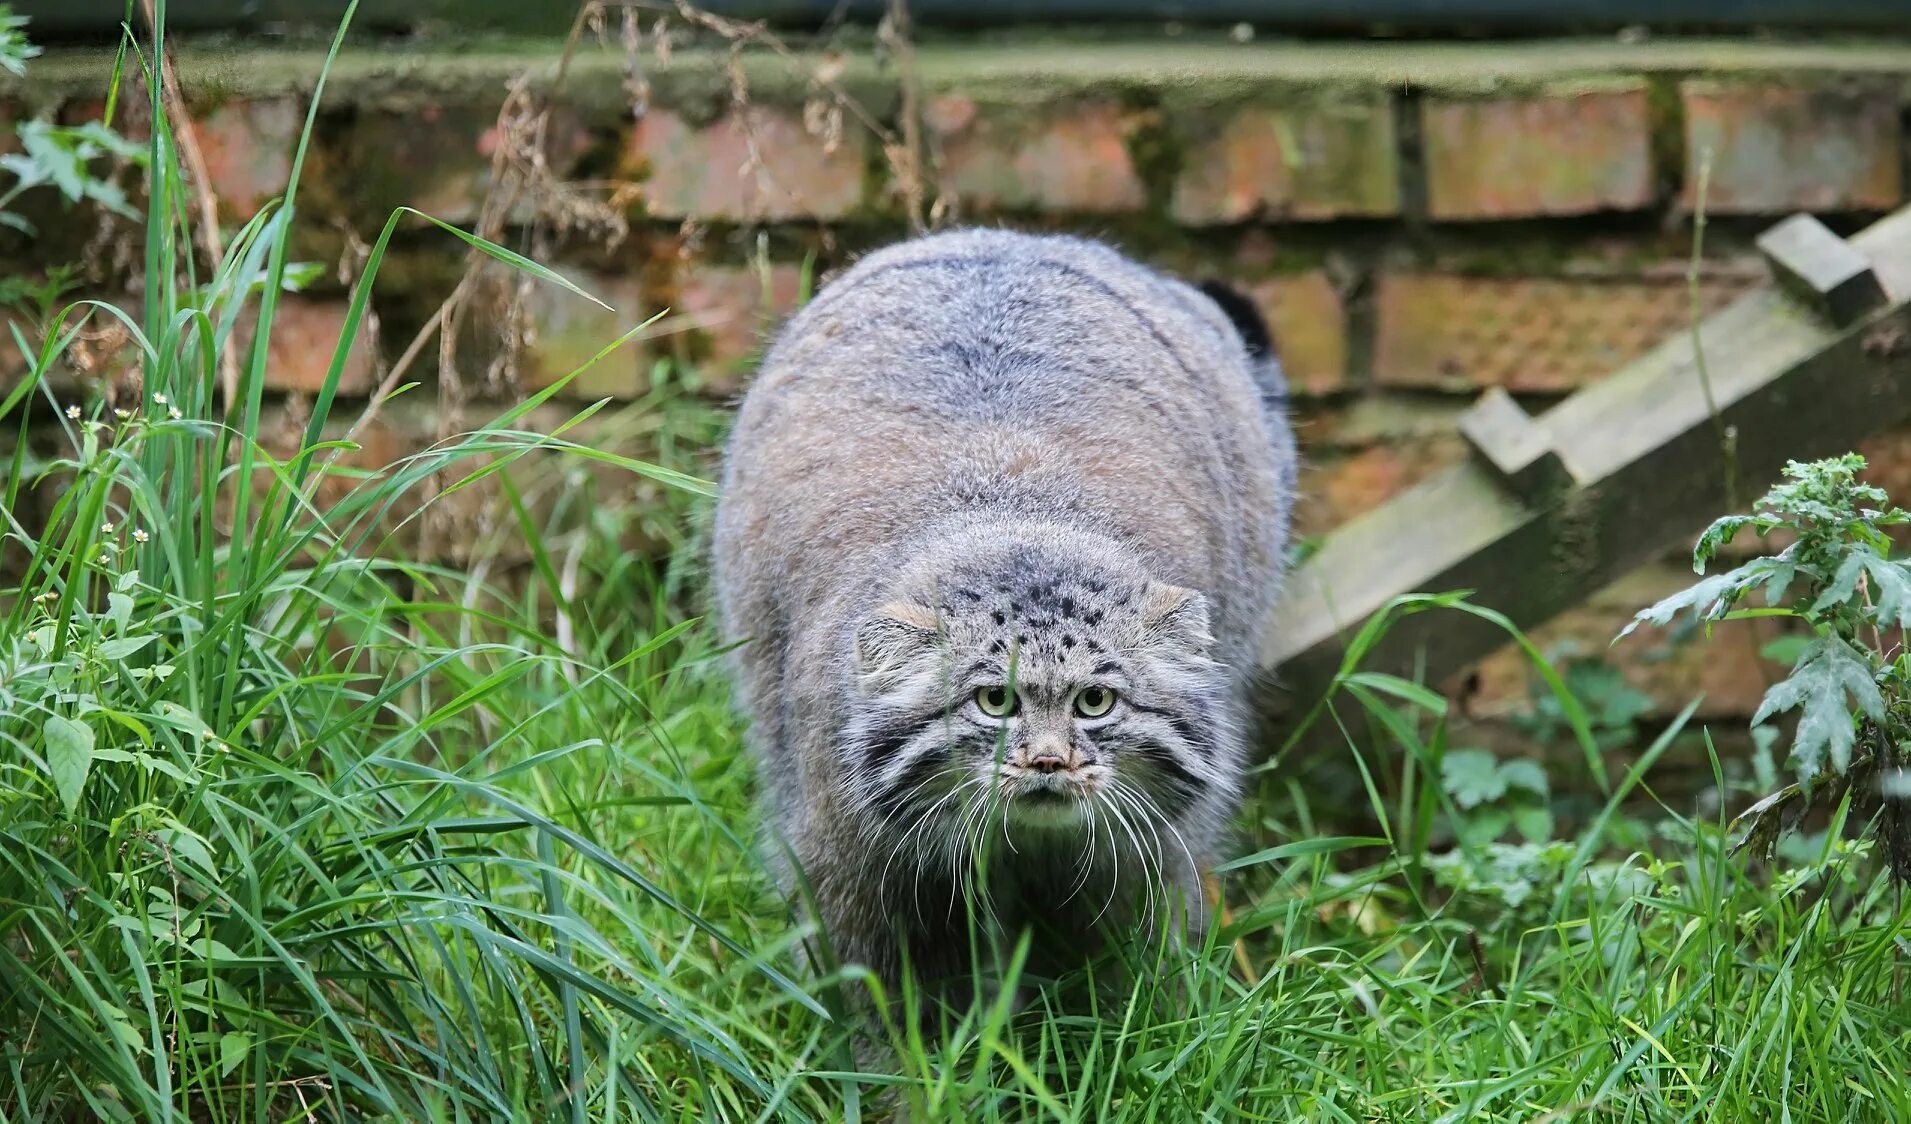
[1000,784,1095,830]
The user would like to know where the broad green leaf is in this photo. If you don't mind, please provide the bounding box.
[105,592,133,634]
[1861,554,1911,630]
[1619,562,1770,639]
[1810,550,1869,614]
[1694,514,1766,570]
[1442,749,1507,810]
[97,635,156,660]
[157,827,216,879]
[1511,805,1555,842]
[1457,808,1511,847]
[1499,759,1549,797]
[218,1032,251,1079]
[1751,635,1883,780]
[44,714,94,814]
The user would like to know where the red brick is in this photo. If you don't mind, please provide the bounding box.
[1423,85,1654,220]
[193,97,300,221]
[1860,427,1911,501]
[58,97,150,141]
[521,272,655,400]
[339,104,592,226]
[242,298,378,395]
[1682,82,1901,214]
[1373,272,1755,394]
[1245,272,1347,395]
[667,262,806,391]
[1293,437,1467,539]
[929,96,1146,215]
[1461,560,1791,722]
[1171,98,1399,224]
[626,107,866,222]
[0,100,20,158]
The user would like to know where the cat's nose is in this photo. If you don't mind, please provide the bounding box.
[1027,748,1069,773]
[1023,735,1076,773]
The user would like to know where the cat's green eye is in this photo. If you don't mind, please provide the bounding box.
[1074,686,1118,719]
[975,685,1019,718]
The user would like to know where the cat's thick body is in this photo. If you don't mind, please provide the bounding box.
[713,229,1296,989]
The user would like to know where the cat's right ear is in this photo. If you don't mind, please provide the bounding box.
[853,601,943,689]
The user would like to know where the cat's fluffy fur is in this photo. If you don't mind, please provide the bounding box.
[713,228,1296,992]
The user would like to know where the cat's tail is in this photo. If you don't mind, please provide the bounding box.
[1195,279,1299,502]
[1195,279,1290,411]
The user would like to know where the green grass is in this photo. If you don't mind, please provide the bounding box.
[3,4,1911,1120]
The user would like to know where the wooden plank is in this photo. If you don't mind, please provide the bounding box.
[1458,387,1574,503]
[1756,213,1887,327]
[1262,202,1911,714]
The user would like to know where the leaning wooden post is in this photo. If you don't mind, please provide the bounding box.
[1260,203,1911,725]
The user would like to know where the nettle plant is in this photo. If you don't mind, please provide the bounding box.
[1624,454,1911,877]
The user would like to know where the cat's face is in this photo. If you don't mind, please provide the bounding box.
[844,543,1231,850]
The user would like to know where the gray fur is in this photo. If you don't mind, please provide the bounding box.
[712,228,1296,994]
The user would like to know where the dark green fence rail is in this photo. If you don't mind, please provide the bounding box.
[14,0,1911,36]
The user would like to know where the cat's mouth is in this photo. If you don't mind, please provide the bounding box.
[995,767,1105,826]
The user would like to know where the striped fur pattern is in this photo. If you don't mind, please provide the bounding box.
[712,228,1296,993]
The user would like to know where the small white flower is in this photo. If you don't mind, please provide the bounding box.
[152,393,168,405]
[132,528,149,543]
[97,553,110,564]
[100,522,114,534]
[65,405,81,420]
[114,408,130,420]
[168,406,182,420]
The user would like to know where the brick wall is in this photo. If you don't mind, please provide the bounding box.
[8,37,1911,726]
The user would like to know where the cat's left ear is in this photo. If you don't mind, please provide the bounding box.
[1141,583,1215,655]
[853,601,943,688]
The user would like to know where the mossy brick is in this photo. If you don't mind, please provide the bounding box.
[1289,395,1468,450]
[664,262,806,395]
[521,271,655,400]
[57,96,150,141]
[240,297,378,395]
[1682,81,1901,214]
[1373,272,1756,394]
[192,97,300,222]
[1170,97,1399,224]
[1243,272,1346,396]
[623,107,868,222]
[328,103,592,228]
[927,95,1147,216]
[1293,436,1468,540]
[1422,84,1654,220]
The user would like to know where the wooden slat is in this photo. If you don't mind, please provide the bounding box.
[1262,203,1911,717]
[1458,387,1574,503]
[1756,213,1887,328]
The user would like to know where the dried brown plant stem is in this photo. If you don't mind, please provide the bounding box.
[880,0,928,232]
[136,0,240,410]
